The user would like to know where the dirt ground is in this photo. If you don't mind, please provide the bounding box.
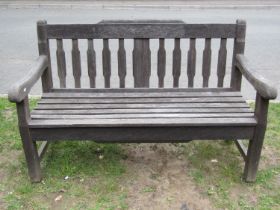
[121,143,213,210]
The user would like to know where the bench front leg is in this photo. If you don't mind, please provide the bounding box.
[16,97,42,182]
[243,93,269,182]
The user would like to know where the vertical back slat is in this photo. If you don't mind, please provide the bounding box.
[56,39,66,88]
[87,39,96,88]
[217,38,227,87]
[72,39,81,88]
[118,38,126,88]
[102,39,111,88]
[133,39,151,87]
[172,38,181,87]
[157,38,166,88]
[187,38,196,87]
[202,38,211,87]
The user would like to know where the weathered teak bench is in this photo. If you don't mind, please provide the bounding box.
[8,20,277,183]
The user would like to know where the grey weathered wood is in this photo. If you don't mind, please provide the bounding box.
[236,54,277,99]
[102,39,111,88]
[16,97,42,182]
[118,38,126,88]
[37,20,53,92]
[46,23,237,39]
[217,38,227,87]
[29,117,256,128]
[32,108,253,115]
[36,102,249,110]
[234,139,248,161]
[51,87,233,93]
[187,38,196,87]
[72,39,81,88]
[243,93,269,182]
[133,39,151,87]
[31,126,255,142]
[38,97,245,104]
[157,38,166,87]
[230,19,246,91]
[43,90,242,98]
[8,56,48,103]
[56,39,67,88]
[31,113,254,120]
[10,19,275,183]
[87,39,96,88]
[202,38,211,87]
[38,141,49,162]
[172,38,181,87]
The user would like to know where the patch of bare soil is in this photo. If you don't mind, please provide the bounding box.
[121,144,213,210]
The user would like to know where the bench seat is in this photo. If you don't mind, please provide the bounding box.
[29,88,256,142]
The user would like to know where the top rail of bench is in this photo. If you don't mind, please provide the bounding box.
[44,22,238,39]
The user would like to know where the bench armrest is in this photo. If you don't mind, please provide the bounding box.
[8,55,48,103]
[235,54,278,100]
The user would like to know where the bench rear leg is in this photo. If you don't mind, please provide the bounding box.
[243,93,269,182]
[17,98,42,182]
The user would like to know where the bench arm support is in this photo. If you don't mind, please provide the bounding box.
[8,55,48,103]
[235,54,277,100]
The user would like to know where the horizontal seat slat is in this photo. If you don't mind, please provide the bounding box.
[38,97,244,104]
[43,91,242,98]
[35,102,250,110]
[29,117,256,128]
[31,107,253,115]
[31,113,254,120]
[51,88,233,93]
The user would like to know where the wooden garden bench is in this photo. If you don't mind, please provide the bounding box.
[8,20,277,183]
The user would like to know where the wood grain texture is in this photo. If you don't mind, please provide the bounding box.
[56,39,67,88]
[87,39,96,88]
[51,87,233,93]
[46,23,237,39]
[102,39,111,88]
[202,38,211,87]
[31,126,255,142]
[187,38,196,87]
[36,102,249,110]
[236,54,277,99]
[230,19,246,90]
[37,20,53,92]
[16,97,42,182]
[172,38,181,87]
[43,90,242,98]
[118,38,126,88]
[217,38,227,87]
[157,38,166,87]
[72,39,82,88]
[133,39,151,87]
[29,117,256,128]
[244,93,269,182]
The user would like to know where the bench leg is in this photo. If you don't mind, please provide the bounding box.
[19,127,42,182]
[243,134,265,182]
[243,93,269,182]
[17,98,42,182]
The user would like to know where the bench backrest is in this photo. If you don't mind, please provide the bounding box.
[37,20,246,91]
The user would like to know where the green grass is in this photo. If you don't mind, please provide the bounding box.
[183,103,280,210]
[0,97,127,209]
[0,97,280,209]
